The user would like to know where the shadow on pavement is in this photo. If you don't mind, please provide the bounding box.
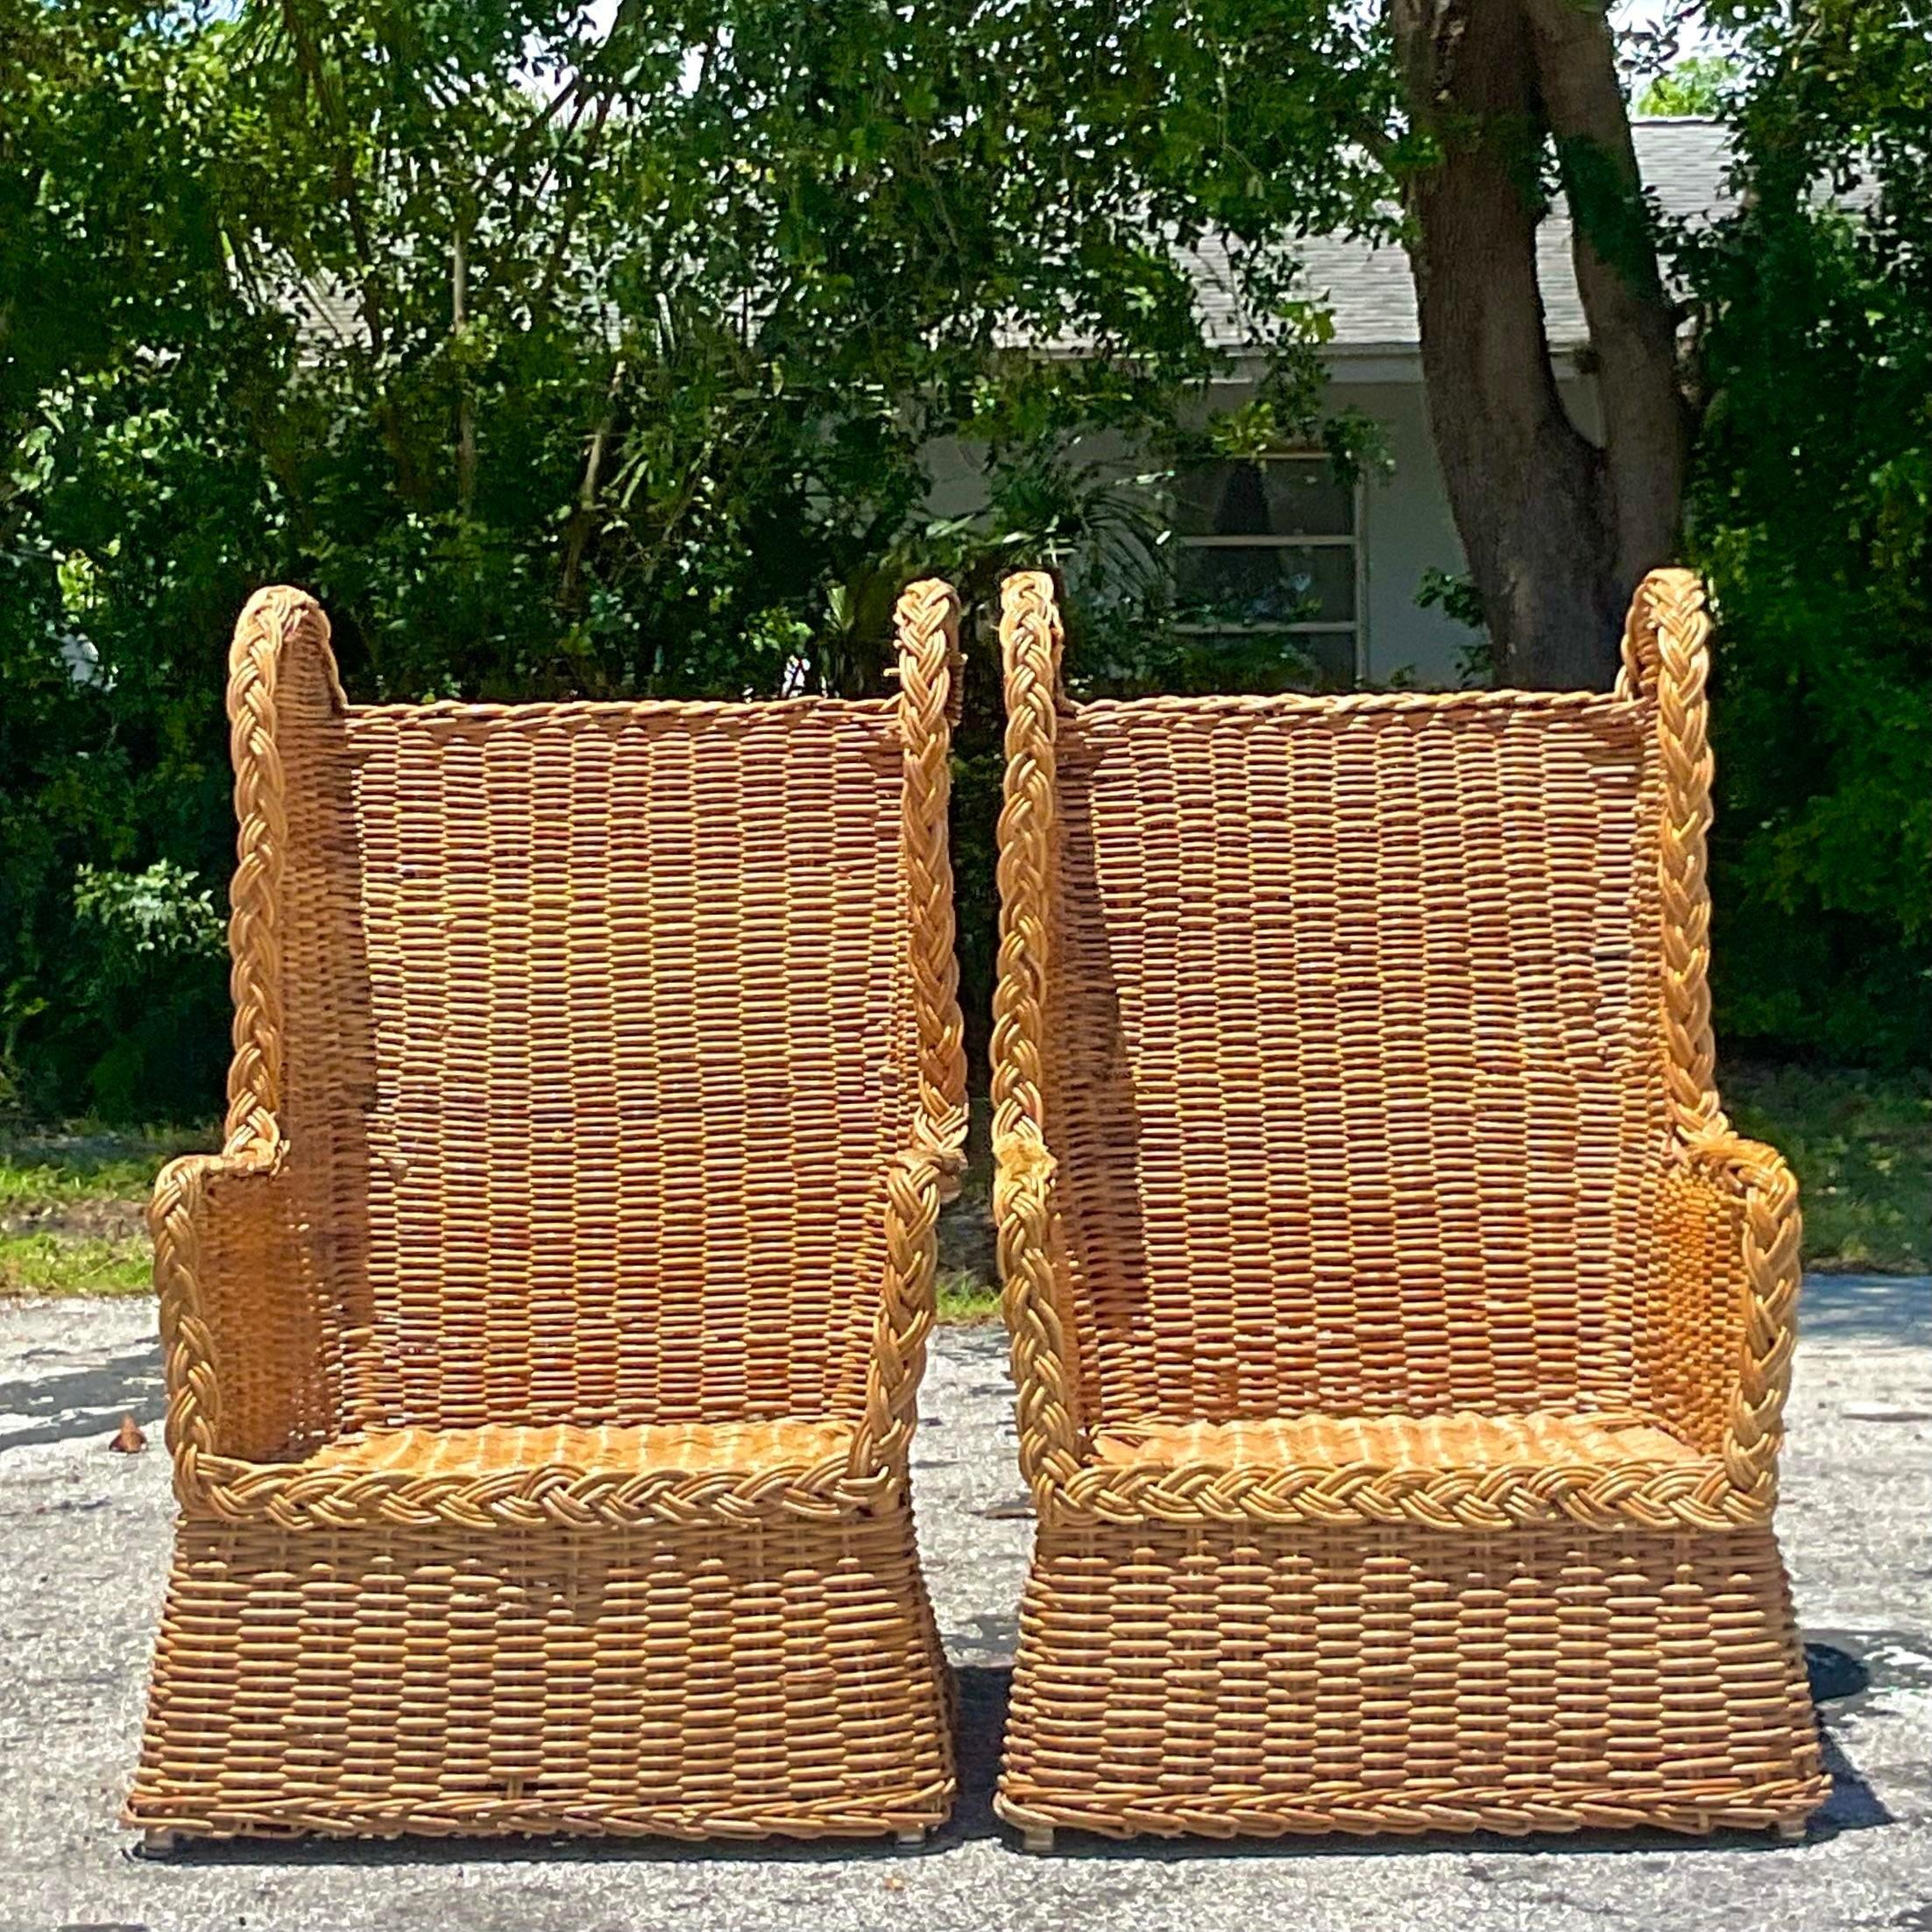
[0,1348,165,1451]
[1796,1274,1930,1342]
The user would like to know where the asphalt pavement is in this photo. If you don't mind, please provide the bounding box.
[0,1275,1926,1932]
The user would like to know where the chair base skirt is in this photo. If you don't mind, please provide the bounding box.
[996,1519,1826,1843]
[126,1504,954,1843]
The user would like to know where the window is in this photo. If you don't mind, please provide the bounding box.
[1170,454,1362,686]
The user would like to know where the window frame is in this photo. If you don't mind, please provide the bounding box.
[1168,449,1369,684]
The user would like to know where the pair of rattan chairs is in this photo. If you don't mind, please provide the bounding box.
[127,570,1825,1852]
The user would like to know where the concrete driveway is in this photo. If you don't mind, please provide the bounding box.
[1,1277,1927,1932]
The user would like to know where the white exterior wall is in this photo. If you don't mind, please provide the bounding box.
[1341,379,1469,687]
[1339,371,1603,687]
[917,364,1603,690]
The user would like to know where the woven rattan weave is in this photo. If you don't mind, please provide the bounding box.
[990,568,1826,1844]
[126,581,967,1844]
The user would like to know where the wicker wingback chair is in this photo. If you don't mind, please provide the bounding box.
[991,569,1825,1844]
[127,581,967,1844]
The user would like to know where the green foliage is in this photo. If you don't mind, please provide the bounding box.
[0,1230,152,1296]
[72,861,224,973]
[1415,568,1497,688]
[1681,0,1932,1068]
[0,1123,216,1295]
[935,1271,1003,1325]
[1726,1062,1931,1273]
[2,0,1922,1118]
[3,0,1384,1117]
[1638,55,1740,118]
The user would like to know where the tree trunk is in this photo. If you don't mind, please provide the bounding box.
[1390,0,1686,688]
[1525,0,1689,599]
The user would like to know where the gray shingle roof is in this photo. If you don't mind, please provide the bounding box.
[1194,117,1734,353]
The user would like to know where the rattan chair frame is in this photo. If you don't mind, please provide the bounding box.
[127,580,968,1844]
[990,568,1827,1844]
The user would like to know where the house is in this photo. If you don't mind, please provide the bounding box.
[927,117,1733,690]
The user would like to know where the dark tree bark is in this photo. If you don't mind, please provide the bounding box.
[1390,0,1688,688]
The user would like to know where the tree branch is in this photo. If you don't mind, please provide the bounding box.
[560,358,626,609]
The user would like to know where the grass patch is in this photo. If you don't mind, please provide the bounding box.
[1726,1061,1930,1274]
[0,1124,210,1298]
[937,1270,1002,1325]
[0,1230,152,1295]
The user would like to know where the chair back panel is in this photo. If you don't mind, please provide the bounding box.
[1044,694,1672,1426]
[272,670,919,1433]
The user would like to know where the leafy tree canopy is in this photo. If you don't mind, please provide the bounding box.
[1681,0,1931,1063]
[1,0,1924,1115]
[1638,54,1739,117]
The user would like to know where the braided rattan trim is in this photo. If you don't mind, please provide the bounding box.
[224,587,342,1152]
[1053,1450,1771,1532]
[1617,570,1801,1508]
[1618,568,1725,1143]
[149,1151,249,1506]
[1691,1133,1804,1509]
[147,588,341,1503]
[895,577,970,1171]
[185,1447,896,1530]
[991,574,1088,1496]
[850,579,967,1482]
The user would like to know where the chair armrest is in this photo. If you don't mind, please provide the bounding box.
[849,1144,961,1483]
[1652,1133,1803,1509]
[150,1146,329,1500]
[994,1133,1089,1497]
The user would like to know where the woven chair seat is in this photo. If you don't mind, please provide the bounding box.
[1092,1409,1698,1474]
[311,1418,853,1481]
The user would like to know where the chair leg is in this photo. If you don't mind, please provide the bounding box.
[1773,1820,1807,1843]
[1020,1825,1055,1854]
[894,1826,928,1848]
[138,1829,180,1858]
